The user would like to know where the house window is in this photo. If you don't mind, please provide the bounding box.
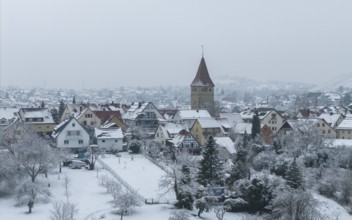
[90,121,95,126]
[85,114,92,118]
[317,124,320,127]
[79,140,83,144]
[157,133,159,137]
[102,140,105,143]
[115,140,118,142]
[72,123,75,127]
[328,130,331,134]
[322,123,325,127]
[67,131,72,136]
[322,130,326,134]
[64,140,69,144]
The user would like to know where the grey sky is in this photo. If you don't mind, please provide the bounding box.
[1,0,351,89]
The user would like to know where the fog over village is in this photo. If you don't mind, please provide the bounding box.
[1,1,352,220]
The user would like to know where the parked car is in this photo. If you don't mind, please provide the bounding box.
[69,160,86,169]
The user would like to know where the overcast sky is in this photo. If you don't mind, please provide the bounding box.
[1,0,351,89]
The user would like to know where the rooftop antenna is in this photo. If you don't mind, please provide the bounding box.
[201,45,204,57]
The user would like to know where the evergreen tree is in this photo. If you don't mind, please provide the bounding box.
[72,96,76,104]
[342,93,352,106]
[51,108,60,124]
[175,165,194,210]
[58,100,65,121]
[197,136,223,187]
[285,158,303,189]
[41,101,45,108]
[227,145,249,185]
[251,110,261,139]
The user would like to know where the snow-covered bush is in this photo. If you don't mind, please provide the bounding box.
[168,210,190,220]
[129,140,141,154]
[251,151,275,171]
[223,198,249,212]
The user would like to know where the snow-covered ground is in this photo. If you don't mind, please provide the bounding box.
[315,193,351,220]
[100,153,176,202]
[0,166,112,220]
[1,154,351,220]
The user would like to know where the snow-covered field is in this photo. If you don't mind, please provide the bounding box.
[100,153,176,202]
[1,154,351,220]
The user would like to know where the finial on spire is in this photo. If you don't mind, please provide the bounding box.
[201,45,204,57]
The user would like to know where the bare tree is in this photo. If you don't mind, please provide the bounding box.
[8,125,56,183]
[63,174,71,201]
[271,190,322,220]
[111,188,141,220]
[15,181,51,213]
[87,146,102,170]
[214,206,226,220]
[49,200,79,220]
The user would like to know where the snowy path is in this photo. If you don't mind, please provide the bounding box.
[100,153,176,203]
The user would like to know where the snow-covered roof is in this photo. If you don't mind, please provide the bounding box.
[94,128,123,139]
[219,113,243,124]
[240,110,270,120]
[197,118,222,129]
[233,122,252,135]
[324,139,352,148]
[318,113,342,128]
[123,102,163,121]
[163,123,184,135]
[337,117,352,130]
[215,137,236,154]
[0,107,18,120]
[167,129,199,148]
[216,118,232,129]
[20,108,54,124]
[174,110,211,120]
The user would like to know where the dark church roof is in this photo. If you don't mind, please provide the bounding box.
[191,57,215,87]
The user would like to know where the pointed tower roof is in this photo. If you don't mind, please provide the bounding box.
[191,57,215,87]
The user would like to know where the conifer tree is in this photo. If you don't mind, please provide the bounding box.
[72,96,76,104]
[58,100,65,121]
[197,136,223,187]
[227,144,249,185]
[41,101,45,108]
[251,110,261,139]
[285,158,303,189]
[175,165,194,210]
[51,108,60,124]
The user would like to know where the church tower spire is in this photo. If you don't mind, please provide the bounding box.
[190,55,215,114]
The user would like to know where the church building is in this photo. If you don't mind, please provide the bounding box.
[190,56,215,114]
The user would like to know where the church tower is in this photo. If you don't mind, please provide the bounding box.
[190,56,215,112]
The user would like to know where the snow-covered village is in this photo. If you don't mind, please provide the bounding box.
[1,1,352,220]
